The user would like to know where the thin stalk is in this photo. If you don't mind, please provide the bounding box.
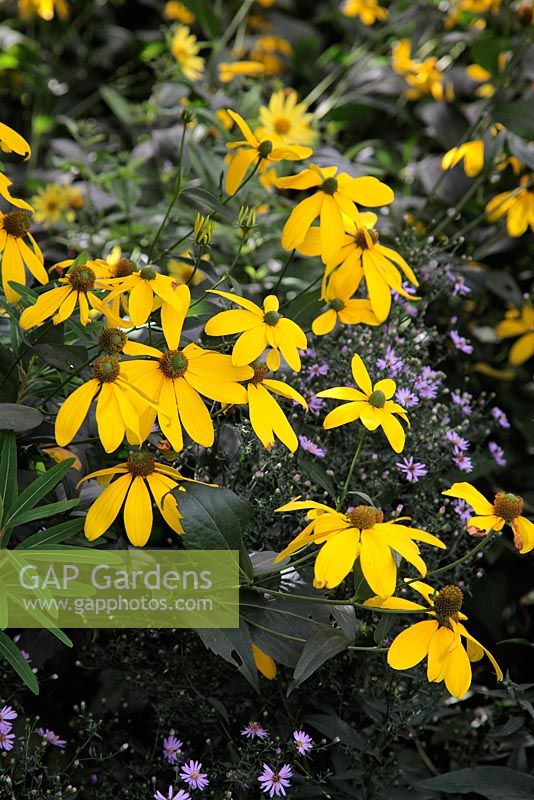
[336,432,365,511]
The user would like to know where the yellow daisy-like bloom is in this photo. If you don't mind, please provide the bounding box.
[298,212,418,323]
[100,264,191,327]
[163,0,194,23]
[442,140,484,177]
[496,303,534,365]
[54,355,152,453]
[275,500,445,595]
[77,450,189,546]
[443,482,534,554]
[0,211,46,302]
[31,183,69,227]
[119,301,252,452]
[256,89,314,148]
[252,643,277,679]
[204,290,307,371]
[341,0,388,25]
[485,175,534,237]
[18,0,68,19]
[392,39,451,101]
[167,252,207,286]
[62,184,84,220]
[249,36,292,76]
[317,354,409,453]
[276,165,394,262]
[225,110,312,196]
[311,267,380,336]
[18,260,115,329]
[218,61,265,83]
[170,26,204,81]
[0,122,33,211]
[367,582,502,698]
[245,361,307,452]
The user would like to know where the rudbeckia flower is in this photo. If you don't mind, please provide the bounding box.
[485,175,534,237]
[317,354,409,453]
[77,450,191,546]
[442,140,484,177]
[311,267,380,335]
[274,500,445,595]
[342,0,388,24]
[120,299,252,452]
[224,110,312,196]
[245,361,307,452]
[170,25,204,80]
[0,211,46,302]
[367,582,502,698]
[204,290,307,371]
[163,0,194,23]
[0,122,33,210]
[495,303,534,365]
[218,61,265,84]
[443,482,534,553]
[276,165,394,262]
[392,39,452,101]
[99,265,191,327]
[19,260,117,329]
[31,183,69,226]
[55,355,153,453]
[256,89,315,148]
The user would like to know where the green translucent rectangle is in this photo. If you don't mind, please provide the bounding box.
[0,550,239,629]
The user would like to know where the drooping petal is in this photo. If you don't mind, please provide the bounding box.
[232,324,268,366]
[360,530,397,596]
[387,620,439,670]
[147,473,184,534]
[350,354,372,395]
[123,475,153,547]
[442,482,495,515]
[95,383,125,453]
[323,401,363,429]
[313,529,360,589]
[379,411,406,453]
[442,640,472,698]
[84,474,132,541]
[427,625,459,682]
[175,377,214,447]
[320,194,345,262]
[281,193,323,250]
[128,279,154,325]
[19,286,71,329]
[55,379,99,446]
[225,148,259,196]
[204,309,259,336]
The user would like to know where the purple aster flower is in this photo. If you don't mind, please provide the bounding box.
[451,275,471,297]
[396,457,428,482]
[163,734,183,764]
[258,763,293,797]
[298,436,327,458]
[180,760,209,791]
[449,330,473,355]
[293,729,313,755]
[415,367,442,399]
[451,391,472,415]
[488,441,506,467]
[36,728,67,749]
[307,362,329,378]
[446,431,470,451]
[453,499,471,525]
[21,650,31,663]
[308,396,324,415]
[395,388,419,408]
[453,452,473,472]
[491,407,510,429]
[377,346,404,376]
[0,706,17,734]
[154,788,191,800]
[303,348,317,359]
[0,730,16,751]
[241,722,269,740]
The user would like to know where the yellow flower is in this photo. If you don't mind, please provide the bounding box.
[225,110,312,196]
[257,89,314,148]
[317,354,409,452]
[31,183,69,227]
[215,109,234,131]
[77,451,190,546]
[0,211,46,302]
[204,290,307,371]
[218,61,265,83]
[249,36,292,75]
[252,643,276,679]
[275,501,445,594]
[311,267,380,335]
[0,122,33,211]
[485,175,534,237]
[170,26,204,81]
[54,355,153,453]
[367,581,502,698]
[163,0,194,23]
[341,0,388,24]
[100,265,191,327]
[442,140,484,177]
[119,299,252,452]
[245,361,307,452]
[168,252,207,285]
[443,482,534,554]
[18,0,68,19]
[62,184,84,220]
[392,39,452,101]
[496,303,534,365]
[19,260,115,329]
[276,165,394,262]
[298,212,418,322]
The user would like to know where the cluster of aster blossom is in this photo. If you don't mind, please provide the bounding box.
[0,705,66,753]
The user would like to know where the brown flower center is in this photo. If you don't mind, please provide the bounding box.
[99,328,127,355]
[113,257,134,278]
[493,491,524,522]
[92,355,120,383]
[433,585,463,625]
[68,265,96,292]
[249,361,269,386]
[321,177,338,195]
[2,211,32,238]
[368,389,386,408]
[274,117,291,135]
[346,505,383,530]
[127,450,155,477]
[353,228,379,249]
[158,349,188,379]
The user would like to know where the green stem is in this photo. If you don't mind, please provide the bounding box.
[252,585,424,614]
[274,249,295,293]
[147,123,188,261]
[336,432,365,511]
[422,529,497,580]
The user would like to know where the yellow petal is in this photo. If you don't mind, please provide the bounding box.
[323,401,363,429]
[19,286,72,329]
[252,643,276,679]
[205,308,259,336]
[232,324,268,366]
[387,620,439,670]
[380,411,406,453]
[427,625,459,682]
[360,530,397,596]
[442,640,472,698]
[84,474,132,541]
[176,377,214,446]
[147,473,184,534]
[281,193,323,250]
[95,383,125,453]
[351,354,372,394]
[320,194,345,262]
[0,122,31,158]
[123,476,153,547]
[55,379,99,446]
[128,279,154,325]
[313,528,359,589]
[442,482,494,515]
[225,148,258,196]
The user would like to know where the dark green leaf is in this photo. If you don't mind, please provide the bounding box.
[0,431,17,513]
[12,499,80,527]
[0,630,39,694]
[302,711,366,750]
[196,624,258,690]
[418,767,534,799]
[300,458,336,499]
[34,344,88,371]
[0,403,43,432]
[3,459,74,530]
[495,102,534,140]
[292,624,348,688]
[16,517,85,549]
